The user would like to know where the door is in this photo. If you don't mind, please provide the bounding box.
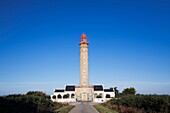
[82,94,87,101]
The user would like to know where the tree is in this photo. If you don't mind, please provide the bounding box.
[114,87,119,98]
[0,93,54,113]
[122,87,136,95]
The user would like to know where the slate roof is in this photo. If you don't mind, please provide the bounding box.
[65,85,75,91]
[104,88,114,92]
[54,89,64,92]
[94,85,103,91]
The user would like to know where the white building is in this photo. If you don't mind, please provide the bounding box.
[51,33,115,103]
[51,86,76,103]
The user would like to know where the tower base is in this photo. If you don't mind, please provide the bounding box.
[75,85,93,101]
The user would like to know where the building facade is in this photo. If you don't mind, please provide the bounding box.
[51,33,115,103]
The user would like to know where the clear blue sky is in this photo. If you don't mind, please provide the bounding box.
[0,0,170,95]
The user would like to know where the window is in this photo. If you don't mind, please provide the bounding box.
[63,94,70,98]
[71,94,75,98]
[94,93,97,98]
[106,94,111,98]
[52,95,56,99]
[57,94,62,99]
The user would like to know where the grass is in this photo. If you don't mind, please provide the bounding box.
[93,104,118,113]
[54,105,75,113]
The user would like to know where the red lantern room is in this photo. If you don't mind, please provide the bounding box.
[80,33,88,45]
[81,33,87,39]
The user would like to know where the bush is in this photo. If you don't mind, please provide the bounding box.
[0,91,65,113]
[105,94,170,113]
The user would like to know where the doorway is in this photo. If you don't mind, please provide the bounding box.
[82,94,87,101]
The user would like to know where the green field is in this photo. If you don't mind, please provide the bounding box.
[54,105,75,113]
[93,104,118,113]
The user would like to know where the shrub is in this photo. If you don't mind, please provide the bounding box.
[0,91,65,113]
[105,94,170,113]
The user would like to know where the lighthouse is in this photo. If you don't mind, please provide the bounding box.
[80,33,89,86]
[51,33,115,102]
[75,33,93,101]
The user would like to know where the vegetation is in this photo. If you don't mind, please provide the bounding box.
[122,87,136,95]
[114,87,119,98]
[101,87,170,113]
[103,91,170,113]
[93,104,118,113]
[116,87,136,98]
[1,88,169,113]
[0,91,67,113]
[55,105,74,113]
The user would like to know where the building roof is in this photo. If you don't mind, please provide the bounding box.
[104,88,114,92]
[65,85,75,91]
[54,89,64,92]
[94,85,103,91]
